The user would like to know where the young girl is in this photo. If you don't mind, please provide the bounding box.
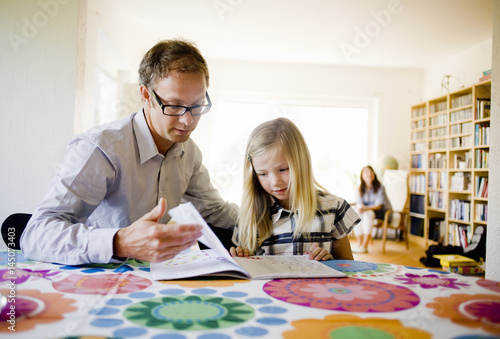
[352,165,392,253]
[230,118,359,261]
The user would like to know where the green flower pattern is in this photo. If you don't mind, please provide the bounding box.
[124,295,255,331]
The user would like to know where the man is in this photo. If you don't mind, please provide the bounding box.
[21,39,238,265]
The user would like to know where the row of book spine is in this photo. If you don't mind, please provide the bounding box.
[475,149,489,168]
[448,223,471,248]
[475,203,488,222]
[475,176,488,198]
[450,136,473,148]
[451,93,472,109]
[410,174,426,193]
[428,191,444,209]
[450,107,472,122]
[475,99,490,119]
[430,101,447,114]
[449,199,471,221]
[475,123,489,146]
[428,171,447,189]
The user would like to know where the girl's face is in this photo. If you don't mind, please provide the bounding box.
[361,167,375,186]
[252,145,291,209]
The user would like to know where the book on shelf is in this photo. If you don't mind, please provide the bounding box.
[479,74,491,82]
[410,194,425,214]
[449,199,471,221]
[453,152,472,169]
[150,202,346,280]
[410,217,424,237]
[411,154,423,169]
[475,123,490,146]
[428,218,445,242]
[451,93,472,109]
[476,98,490,119]
[428,191,444,209]
[410,174,426,193]
[475,176,489,198]
[450,172,471,191]
[428,153,447,169]
[448,223,472,248]
[475,149,489,169]
[475,203,488,222]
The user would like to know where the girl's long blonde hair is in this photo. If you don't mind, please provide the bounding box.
[237,118,326,254]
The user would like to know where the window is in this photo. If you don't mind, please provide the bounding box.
[193,96,371,205]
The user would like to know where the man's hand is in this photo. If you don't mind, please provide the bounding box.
[308,243,333,261]
[113,198,202,262]
[229,246,250,257]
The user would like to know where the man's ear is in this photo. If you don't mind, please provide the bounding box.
[140,84,153,108]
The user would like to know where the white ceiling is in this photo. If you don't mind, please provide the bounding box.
[93,0,493,71]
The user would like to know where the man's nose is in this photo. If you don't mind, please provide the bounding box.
[179,110,194,125]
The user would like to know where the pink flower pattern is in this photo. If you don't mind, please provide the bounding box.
[394,273,470,289]
[263,278,420,312]
[52,273,151,295]
[300,283,377,301]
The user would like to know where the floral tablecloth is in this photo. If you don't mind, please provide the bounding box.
[1,250,499,338]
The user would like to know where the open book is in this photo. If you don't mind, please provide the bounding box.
[150,202,347,280]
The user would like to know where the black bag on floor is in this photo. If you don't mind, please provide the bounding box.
[419,225,486,268]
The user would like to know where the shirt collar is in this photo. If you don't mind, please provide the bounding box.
[133,109,184,164]
[269,197,291,223]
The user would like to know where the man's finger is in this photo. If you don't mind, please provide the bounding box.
[142,198,167,222]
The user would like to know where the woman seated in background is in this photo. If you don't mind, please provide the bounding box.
[352,165,392,254]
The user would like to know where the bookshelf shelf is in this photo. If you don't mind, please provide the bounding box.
[409,80,490,248]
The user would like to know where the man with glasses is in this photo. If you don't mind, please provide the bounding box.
[21,39,238,265]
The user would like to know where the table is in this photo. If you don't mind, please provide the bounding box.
[1,250,499,338]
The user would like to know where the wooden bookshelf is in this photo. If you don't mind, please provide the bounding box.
[409,80,490,248]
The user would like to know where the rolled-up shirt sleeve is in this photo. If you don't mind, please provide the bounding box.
[21,138,119,264]
[21,111,239,265]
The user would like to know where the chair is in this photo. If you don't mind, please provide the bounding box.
[372,170,410,254]
[1,213,31,250]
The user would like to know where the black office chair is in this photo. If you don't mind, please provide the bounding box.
[1,213,31,250]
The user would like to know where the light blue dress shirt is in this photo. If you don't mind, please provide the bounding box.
[21,110,238,264]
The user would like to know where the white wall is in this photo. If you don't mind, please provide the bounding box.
[193,59,423,172]
[485,2,500,281]
[0,0,79,226]
[423,39,492,99]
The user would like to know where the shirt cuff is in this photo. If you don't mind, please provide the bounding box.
[88,227,122,263]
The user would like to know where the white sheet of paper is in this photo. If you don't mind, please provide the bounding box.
[167,202,236,265]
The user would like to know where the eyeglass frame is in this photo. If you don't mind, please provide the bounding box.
[150,89,212,116]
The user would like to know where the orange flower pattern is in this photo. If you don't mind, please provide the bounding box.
[0,289,77,333]
[283,314,431,339]
[427,293,500,335]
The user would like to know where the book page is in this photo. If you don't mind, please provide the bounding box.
[234,255,346,279]
[167,202,234,262]
[150,202,248,280]
[151,249,249,280]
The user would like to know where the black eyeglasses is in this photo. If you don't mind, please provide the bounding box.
[150,90,212,116]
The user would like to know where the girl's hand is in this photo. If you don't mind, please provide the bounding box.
[229,246,250,257]
[308,243,333,261]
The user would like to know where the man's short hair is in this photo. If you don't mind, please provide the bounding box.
[138,39,209,89]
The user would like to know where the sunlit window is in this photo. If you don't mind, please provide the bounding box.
[198,99,370,205]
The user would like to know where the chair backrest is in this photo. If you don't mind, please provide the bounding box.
[382,170,409,212]
[1,213,32,250]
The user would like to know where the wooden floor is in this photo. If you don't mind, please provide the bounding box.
[350,237,429,268]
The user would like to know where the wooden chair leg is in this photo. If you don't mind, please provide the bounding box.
[382,223,388,254]
[403,213,409,250]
